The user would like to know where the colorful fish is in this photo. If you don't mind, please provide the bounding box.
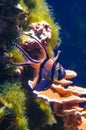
[11,33,72,91]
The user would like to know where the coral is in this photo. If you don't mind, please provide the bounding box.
[23,21,52,46]
[21,0,60,56]
[33,69,86,130]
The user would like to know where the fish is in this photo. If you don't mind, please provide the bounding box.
[11,33,67,91]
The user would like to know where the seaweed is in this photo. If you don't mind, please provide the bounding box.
[0,0,58,129]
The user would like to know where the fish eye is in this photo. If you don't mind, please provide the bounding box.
[54,63,66,81]
[58,64,66,80]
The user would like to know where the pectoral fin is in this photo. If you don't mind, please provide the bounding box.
[34,79,52,91]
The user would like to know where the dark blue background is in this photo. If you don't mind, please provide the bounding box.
[47,0,86,87]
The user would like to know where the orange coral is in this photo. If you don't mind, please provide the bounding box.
[33,69,86,130]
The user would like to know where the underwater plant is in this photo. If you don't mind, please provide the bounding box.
[0,0,59,129]
[0,82,29,130]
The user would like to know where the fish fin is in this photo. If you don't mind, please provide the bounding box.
[28,70,39,89]
[9,62,30,66]
[19,32,49,62]
[10,61,40,69]
[53,50,61,62]
[34,79,52,91]
[28,80,34,89]
[12,42,40,63]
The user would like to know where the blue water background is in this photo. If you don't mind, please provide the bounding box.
[47,0,86,87]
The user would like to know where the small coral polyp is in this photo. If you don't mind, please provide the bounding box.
[29,21,52,45]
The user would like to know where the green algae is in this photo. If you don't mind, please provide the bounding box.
[24,0,61,56]
[36,98,56,126]
[0,81,29,130]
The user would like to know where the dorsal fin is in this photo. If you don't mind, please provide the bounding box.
[53,50,61,62]
[19,32,49,62]
[12,42,40,63]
